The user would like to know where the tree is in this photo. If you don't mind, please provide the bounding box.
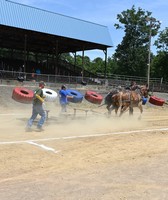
[113,6,161,77]
[106,56,119,75]
[90,57,104,75]
[152,28,168,81]
[152,52,168,81]
[154,28,168,52]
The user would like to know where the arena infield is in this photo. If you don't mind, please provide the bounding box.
[1,85,168,200]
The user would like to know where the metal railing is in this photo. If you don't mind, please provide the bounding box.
[1,70,168,92]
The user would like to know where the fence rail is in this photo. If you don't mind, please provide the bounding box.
[0,70,168,92]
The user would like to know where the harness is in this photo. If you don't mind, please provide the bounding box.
[104,85,148,107]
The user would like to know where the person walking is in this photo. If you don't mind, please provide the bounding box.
[26,81,46,131]
[59,85,73,113]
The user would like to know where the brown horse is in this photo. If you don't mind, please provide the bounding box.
[105,85,149,119]
[104,87,122,116]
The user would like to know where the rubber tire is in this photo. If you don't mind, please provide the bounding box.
[85,90,103,104]
[66,89,83,103]
[12,87,34,104]
[149,96,165,106]
[42,88,58,102]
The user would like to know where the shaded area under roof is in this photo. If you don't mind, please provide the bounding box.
[0,0,113,55]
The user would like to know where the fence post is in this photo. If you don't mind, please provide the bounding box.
[48,75,49,83]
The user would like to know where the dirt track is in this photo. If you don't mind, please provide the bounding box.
[1,85,168,200]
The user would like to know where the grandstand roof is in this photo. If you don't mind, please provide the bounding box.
[0,0,113,54]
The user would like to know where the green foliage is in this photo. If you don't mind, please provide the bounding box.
[60,53,74,63]
[114,5,160,77]
[154,28,168,52]
[152,52,168,81]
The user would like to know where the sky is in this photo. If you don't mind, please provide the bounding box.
[11,0,168,60]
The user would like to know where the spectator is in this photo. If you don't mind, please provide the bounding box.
[59,85,73,113]
[26,81,46,131]
[36,68,41,75]
[17,65,24,83]
[31,68,36,81]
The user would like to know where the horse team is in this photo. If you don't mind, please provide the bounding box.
[103,84,149,119]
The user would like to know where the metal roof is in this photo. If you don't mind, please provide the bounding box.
[0,0,113,47]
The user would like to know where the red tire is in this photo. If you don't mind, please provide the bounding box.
[85,90,103,104]
[149,96,165,106]
[12,87,34,104]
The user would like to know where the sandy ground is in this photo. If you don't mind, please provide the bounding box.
[1,84,168,200]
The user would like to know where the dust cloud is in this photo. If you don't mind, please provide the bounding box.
[45,112,146,137]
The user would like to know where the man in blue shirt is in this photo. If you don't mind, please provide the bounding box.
[59,85,73,112]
